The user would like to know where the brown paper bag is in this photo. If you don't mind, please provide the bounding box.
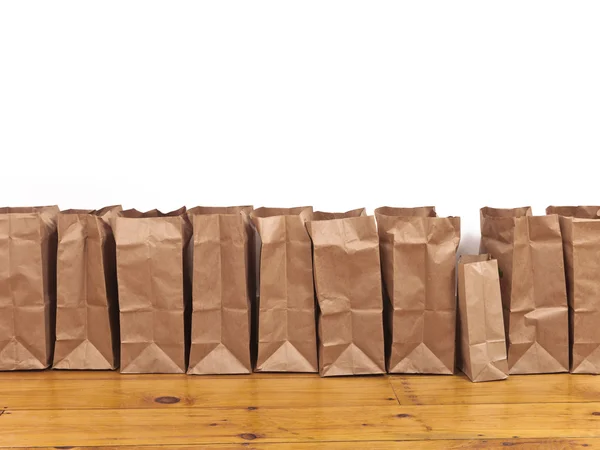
[457,254,508,382]
[480,206,569,374]
[312,208,366,220]
[187,206,253,375]
[250,207,317,372]
[53,206,122,370]
[547,205,600,373]
[0,206,59,370]
[116,207,192,374]
[375,206,460,374]
[307,210,385,376]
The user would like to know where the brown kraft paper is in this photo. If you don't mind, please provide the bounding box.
[116,207,191,374]
[312,208,365,221]
[187,206,253,375]
[457,254,508,382]
[54,205,122,370]
[547,205,600,374]
[307,209,385,376]
[0,206,59,370]
[250,207,317,372]
[375,206,461,374]
[480,206,569,374]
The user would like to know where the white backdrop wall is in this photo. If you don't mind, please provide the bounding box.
[1,1,599,255]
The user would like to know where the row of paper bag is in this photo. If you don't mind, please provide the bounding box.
[0,204,595,380]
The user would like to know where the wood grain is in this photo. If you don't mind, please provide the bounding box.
[2,372,600,448]
[0,371,317,381]
[8,439,600,449]
[2,402,600,447]
[0,377,397,410]
[391,374,600,405]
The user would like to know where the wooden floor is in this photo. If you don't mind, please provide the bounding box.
[0,371,599,449]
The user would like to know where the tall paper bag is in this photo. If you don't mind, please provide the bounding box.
[307,209,385,376]
[187,206,253,375]
[0,206,59,370]
[458,254,508,382]
[375,206,460,374]
[480,206,568,374]
[250,207,317,372]
[54,205,121,370]
[547,205,600,373]
[116,207,191,374]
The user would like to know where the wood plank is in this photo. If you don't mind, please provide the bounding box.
[391,374,600,405]
[8,439,600,449]
[0,377,396,410]
[0,371,319,381]
[2,403,600,447]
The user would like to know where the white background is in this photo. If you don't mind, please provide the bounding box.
[1,1,599,253]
